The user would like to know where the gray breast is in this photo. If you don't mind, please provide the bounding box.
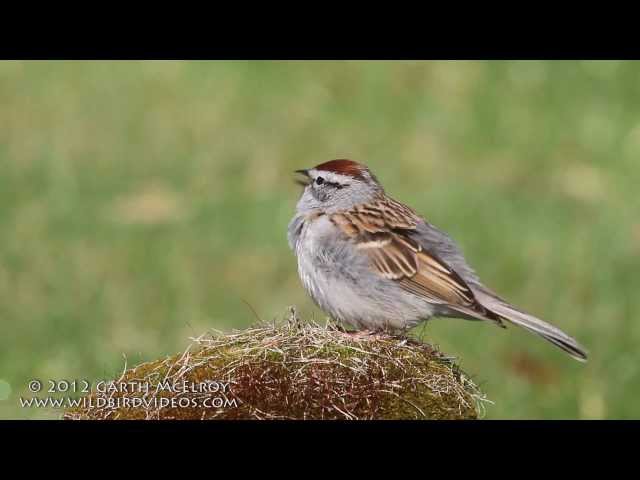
[293,215,435,330]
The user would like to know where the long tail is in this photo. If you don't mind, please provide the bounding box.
[473,288,588,362]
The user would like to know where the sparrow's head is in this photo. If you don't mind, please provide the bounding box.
[294,159,383,213]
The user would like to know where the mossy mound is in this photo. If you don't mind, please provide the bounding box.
[64,319,485,420]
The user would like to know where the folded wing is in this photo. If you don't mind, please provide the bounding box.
[329,198,502,324]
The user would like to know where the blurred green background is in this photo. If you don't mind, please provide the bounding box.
[1,61,638,419]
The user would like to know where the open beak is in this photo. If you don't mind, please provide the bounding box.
[294,169,311,187]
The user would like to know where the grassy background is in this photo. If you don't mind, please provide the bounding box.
[1,61,638,419]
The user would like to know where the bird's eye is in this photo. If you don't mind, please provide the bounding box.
[315,177,324,185]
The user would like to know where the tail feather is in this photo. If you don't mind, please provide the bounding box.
[473,288,588,362]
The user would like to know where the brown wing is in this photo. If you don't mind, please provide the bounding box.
[330,198,501,323]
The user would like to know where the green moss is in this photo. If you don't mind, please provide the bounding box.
[65,321,485,420]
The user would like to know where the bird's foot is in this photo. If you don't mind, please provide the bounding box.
[339,329,386,341]
[326,318,348,332]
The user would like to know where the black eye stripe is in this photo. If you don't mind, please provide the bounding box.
[314,177,347,189]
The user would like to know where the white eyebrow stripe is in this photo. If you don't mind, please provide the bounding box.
[309,169,354,184]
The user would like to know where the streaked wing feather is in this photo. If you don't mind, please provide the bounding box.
[404,251,475,306]
[330,198,493,319]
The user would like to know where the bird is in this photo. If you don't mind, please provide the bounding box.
[287,159,588,362]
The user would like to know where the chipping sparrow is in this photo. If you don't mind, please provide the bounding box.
[288,159,587,362]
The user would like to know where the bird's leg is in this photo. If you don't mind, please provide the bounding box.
[328,318,388,340]
[326,317,348,332]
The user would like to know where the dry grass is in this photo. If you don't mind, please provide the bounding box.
[64,312,485,420]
